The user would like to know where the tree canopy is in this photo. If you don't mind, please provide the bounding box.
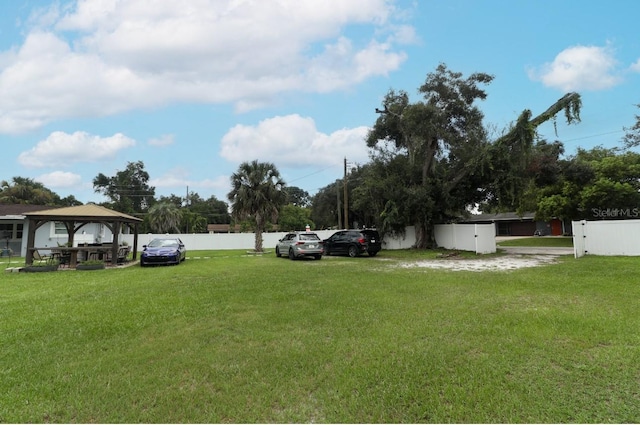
[532,146,640,221]
[310,180,341,229]
[483,92,582,212]
[283,186,311,207]
[148,202,183,233]
[278,204,314,231]
[93,161,155,215]
[0,177,81,206]
[155,192,230,233]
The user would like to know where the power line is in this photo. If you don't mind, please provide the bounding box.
[562,129,624,143]
[287,162,342,184]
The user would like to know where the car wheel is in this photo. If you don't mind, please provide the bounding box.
[348,245,359,258]
[276,247,281,257]
[368,251,378,257]
[314,255,322,260]
[289,249,296,260]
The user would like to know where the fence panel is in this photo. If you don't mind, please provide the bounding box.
[434,223,496,254]
[382,226,416,250]
[572,221,586,258]
[572,220,640,256]
[475,224,497,254]
[434,224,454,250]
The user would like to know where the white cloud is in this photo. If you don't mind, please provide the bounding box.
[0,31,150,133]
[528,45,621,91]
[148,134,175,147]
[35,171,83,188]
[18,131,136,168]
[0,0,410,134]
[630,58,640,73]
[219,114,371,167]
[306,37,407,92]
[387,24,418,45]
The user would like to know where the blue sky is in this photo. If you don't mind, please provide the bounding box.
[1,0,639,204]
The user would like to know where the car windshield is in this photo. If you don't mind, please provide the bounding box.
[299,233,320,241]
[148,239,179,248]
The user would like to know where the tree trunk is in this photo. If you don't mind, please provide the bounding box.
[254,214,264,252]
[414,221,436,249]
[254,231,263,252]
[421,137,438,185]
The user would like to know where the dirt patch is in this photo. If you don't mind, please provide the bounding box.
[398,254,560,272]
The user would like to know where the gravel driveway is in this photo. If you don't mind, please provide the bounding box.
[398,241,574,272]
[398,254,563,272]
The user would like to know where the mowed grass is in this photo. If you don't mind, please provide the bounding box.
[497,236,574,247]
[1,250,640,423]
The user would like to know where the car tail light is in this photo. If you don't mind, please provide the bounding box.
[358,237,366,244]
[296,241,305,245]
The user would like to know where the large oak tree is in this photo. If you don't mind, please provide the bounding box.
[365,64,494,248]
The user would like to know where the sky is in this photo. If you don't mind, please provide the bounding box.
[1,0,639,205]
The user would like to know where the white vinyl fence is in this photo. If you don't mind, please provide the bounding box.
[125,224,496,254]
[572,219,640,257]
[434,223,496,254]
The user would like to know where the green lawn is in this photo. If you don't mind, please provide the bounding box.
[1,250,639,423]
[497,236,574,247]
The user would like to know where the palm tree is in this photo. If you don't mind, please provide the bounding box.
[227,160,286,252]
[148,202,183,233]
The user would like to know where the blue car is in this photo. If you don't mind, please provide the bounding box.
[140,238,186,266]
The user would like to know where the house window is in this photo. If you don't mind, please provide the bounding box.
[53,221,68,235]
[16,224,23,239]
[0,223,13,239]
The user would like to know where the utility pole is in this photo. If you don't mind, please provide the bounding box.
[185,185,189,234]
[343,157,348,229]
[336,181,342,229]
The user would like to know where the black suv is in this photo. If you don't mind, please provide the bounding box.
[323,229,382,257]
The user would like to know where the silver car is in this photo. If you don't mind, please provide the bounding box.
[276,232,324,260]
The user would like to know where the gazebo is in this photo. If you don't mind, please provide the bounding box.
[24,204,143,266]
